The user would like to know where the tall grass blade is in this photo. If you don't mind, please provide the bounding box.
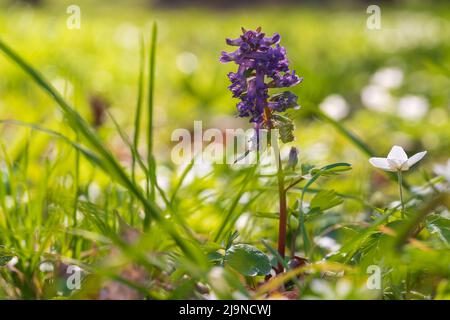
[146,22,158,206]
[132,34,146,184]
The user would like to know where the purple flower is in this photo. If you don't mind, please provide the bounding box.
[227,72,247,98]
[220,27,301,129]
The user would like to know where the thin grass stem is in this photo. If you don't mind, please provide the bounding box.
[146,23,157,205]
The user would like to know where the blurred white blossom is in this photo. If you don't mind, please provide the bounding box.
[235,213,250,231]
[88,182,101,202]
[397,95,429,121]
[371,67,404,89]
[7,256,18,268]
[319,94,349,120]
[314,236,341,253]
[176,51,198,75]
[114,23,140,49]
[434,159,450,182]
[39,262,54,272]
[369,13,442,51]
[361,85,394,112]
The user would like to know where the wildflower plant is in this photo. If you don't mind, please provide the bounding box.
[370,145,427,218]
[221,28,352,275]
[221,27,303,273]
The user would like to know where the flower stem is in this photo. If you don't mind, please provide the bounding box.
[397,170,405,219]
[276,152,287,274]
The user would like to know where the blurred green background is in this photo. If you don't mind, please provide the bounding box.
[1,0,449,197]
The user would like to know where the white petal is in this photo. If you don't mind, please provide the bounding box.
[387,145,408,161]
[387,158,404,171]
[406,151,427,168]
[400,160,410,171]
[369,157,392,171]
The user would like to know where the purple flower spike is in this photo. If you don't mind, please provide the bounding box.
[269,92,299,112]
[220,27,302,131]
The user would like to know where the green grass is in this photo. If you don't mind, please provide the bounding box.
[0,1,449,300]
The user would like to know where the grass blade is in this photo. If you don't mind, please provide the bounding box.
[146,22,158,205]
[132,34,146,183]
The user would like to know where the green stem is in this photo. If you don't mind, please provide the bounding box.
[290,209,297,259]
[398,170,405,219]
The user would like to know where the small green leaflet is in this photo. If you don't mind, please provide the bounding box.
[224,244,271,276]
[426,215,450,246]
[0,247,14,267]
[310,189,344,211]
[272,114,295,143]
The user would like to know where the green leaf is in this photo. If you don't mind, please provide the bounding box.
[272,114,295,143]
[224,244,271,276]
[207,251,224,264]
[301,163,315,176]
[311,162,352,176]
[254,211,279,219]
[426,215,450,246]
[310,189,344,211]
[0,246,14,267]
[225,230,239,250]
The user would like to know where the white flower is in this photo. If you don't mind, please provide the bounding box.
[39,262,54,273]
[314,236,341,253]
[397,95,429,121]
[176,51,198,75]
[319,94,349,120]
[369,145,427,172]
[361,85,394,112]
[434,159,450,182]
[371,67,404,89]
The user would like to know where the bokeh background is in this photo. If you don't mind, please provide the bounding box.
[0,0,449,222]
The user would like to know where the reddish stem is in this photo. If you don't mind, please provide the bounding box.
[276,154,287,274]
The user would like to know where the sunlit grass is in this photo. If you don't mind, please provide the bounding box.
[0,1,449,300]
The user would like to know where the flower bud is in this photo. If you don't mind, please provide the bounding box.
[288,147,299,170]
[289,214,299,231]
